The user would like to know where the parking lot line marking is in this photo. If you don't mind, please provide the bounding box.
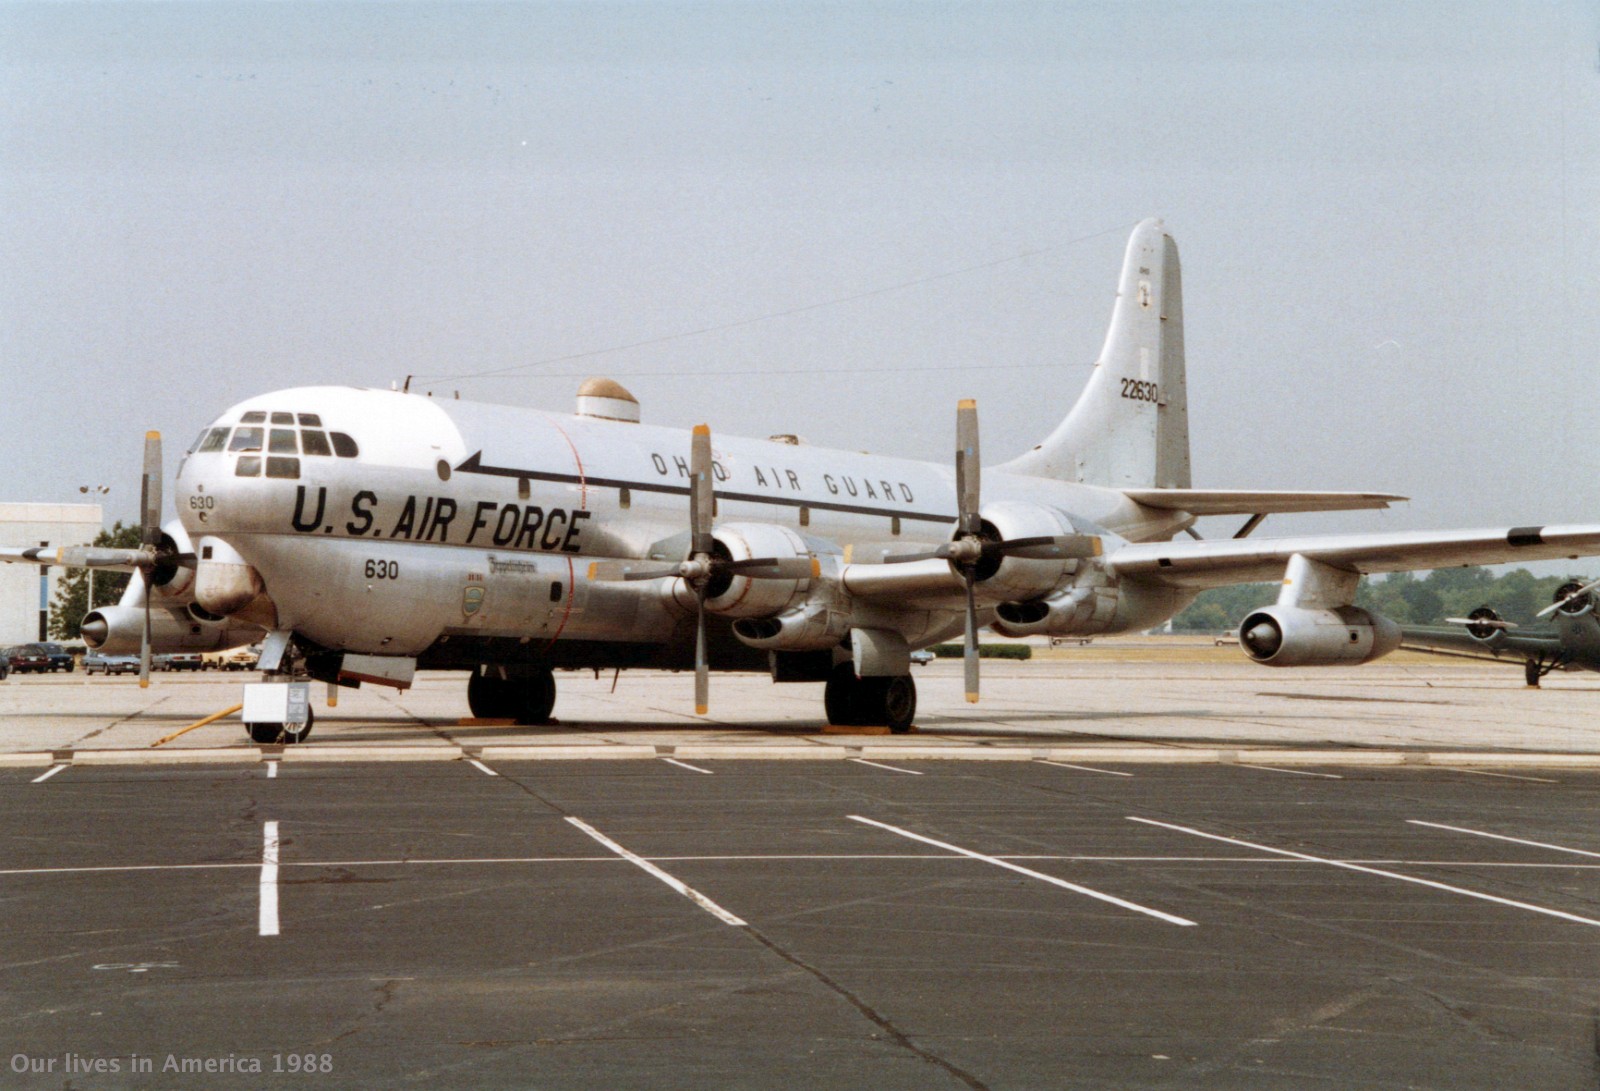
[663,758,713,774]
[1037,760,1133,777]
[1130,816,1600,928]
[266,762,278,779]
[565,817,747,927]
[1407,820,1600,859]
[849,815,1197,927]
[260,821,280,937]
[849,758,923,775]
[30,764,66,784]
[1238,764,1342,779]
[467,759,499,777]
[1434,767,1557,784]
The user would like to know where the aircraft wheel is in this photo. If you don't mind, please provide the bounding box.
[281,706,314,744]
[247,722,281,744]
[512,669,557,725]
[824,663,860,726]
[467,671,513,719]
[1525,660,1541,688]
[854,675,916,733]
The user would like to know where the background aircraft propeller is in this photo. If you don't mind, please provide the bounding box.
[1536,577,1600,619]
[587,424,818,714]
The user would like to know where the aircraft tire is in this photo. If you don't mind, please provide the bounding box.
[1525,660,1541,688]
[281,706,314,744]
[824,664,860,726]
[512,669,557,726]
[854,675,916,733]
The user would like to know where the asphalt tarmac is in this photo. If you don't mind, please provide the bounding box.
[4,654,1600,1088]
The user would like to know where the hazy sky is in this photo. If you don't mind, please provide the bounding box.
[3,1,1597,564]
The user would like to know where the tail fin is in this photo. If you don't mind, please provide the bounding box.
[1000,218,1190,489]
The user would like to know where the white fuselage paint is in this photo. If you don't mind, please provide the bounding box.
[176,387,1189,660]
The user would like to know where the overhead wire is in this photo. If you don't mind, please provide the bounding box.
[412,220,1139,384]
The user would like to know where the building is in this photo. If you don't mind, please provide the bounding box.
[0,503,103,645]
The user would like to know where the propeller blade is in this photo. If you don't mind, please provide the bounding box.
[693,590,709,716]
[49,545,150,570]
[587,559,681,582]
[724,555,820,580]
[690,424,714,558]
[140,431,162,549]
[1537,576,1600,618]
[880,547,948,565]
[138,575,153,688]
[984,534,1103,561]
[963,570,980,704]
[955,400,981,537]
[1445,616,1518,630]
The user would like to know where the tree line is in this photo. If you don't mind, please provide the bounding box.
[1170,567,1593,633]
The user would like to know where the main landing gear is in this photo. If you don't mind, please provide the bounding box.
[824,664,916,733]
[467,666,557,725]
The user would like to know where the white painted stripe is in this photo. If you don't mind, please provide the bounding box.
[467,759,499,777]
[849,758,922,775]
[10,852,1600,880]
[849,815,1196,926]
[1407,820,1600,859]
[1434,767,1557,784]
[1037,760,1133,777]
[1238,764,1342,779]
[1130,816,1600,928]
[30,764,66,784]
[565,816,746,926]
[662,758,713,775]
[259,821,280,937]
[266,762,278,779]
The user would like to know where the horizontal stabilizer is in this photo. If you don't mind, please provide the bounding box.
[1122,489,1405,516]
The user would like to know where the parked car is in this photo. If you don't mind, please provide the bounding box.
[154,653,207,671]
[1,645,49,674]
[28,642,76,672]
[84,653,140,676]
[207,644,261,671]
[910,649,935,665]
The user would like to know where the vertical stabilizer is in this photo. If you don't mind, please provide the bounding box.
[1000,218,1190,489]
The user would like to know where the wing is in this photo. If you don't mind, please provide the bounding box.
[1122,489,1404,515]
[1109,524,1600,590]
[1400,624,1565,660]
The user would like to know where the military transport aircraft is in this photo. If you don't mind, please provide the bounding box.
[10,218,1600,743]
[1398,578,1600,687]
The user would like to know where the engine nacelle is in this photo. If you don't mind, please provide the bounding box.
[991,565,1184,638]
[671,522,813,619]
[81,602,260,655]
[732,606,849,652]
[972,501,1083,603]
[1238,605,1401,667]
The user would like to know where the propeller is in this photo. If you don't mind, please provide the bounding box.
[1536,578,1600,619]
[1446,606,1517,640]
[587,424,818,714]
[881,400,1100,703]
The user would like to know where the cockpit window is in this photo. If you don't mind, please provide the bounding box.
[265,457,300,480]
[228,427,264,452]
[298,413,323,427]
[198,428,230,453]
[330,432,359,458]
[270,412,294,425]
[235,456,261,477]
[268,429,298,454]
[240,411,267,424]
[301,430,332,456]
